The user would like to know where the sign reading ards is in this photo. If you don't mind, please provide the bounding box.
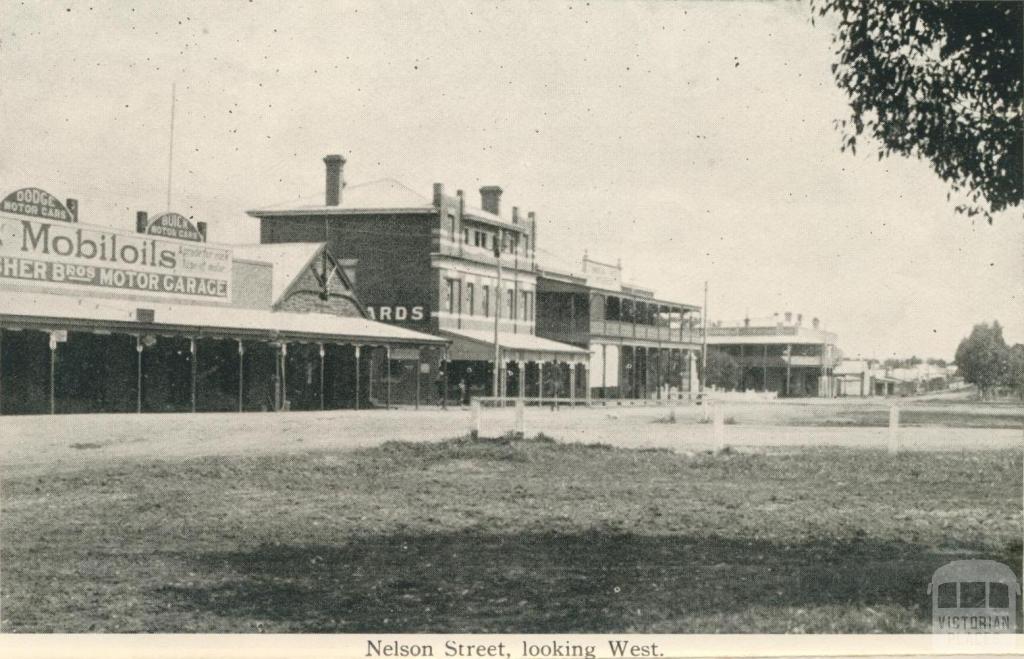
[0,212,232,302]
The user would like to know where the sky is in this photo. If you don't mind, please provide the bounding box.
[1,0,1021,360]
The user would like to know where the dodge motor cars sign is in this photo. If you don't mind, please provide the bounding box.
[1,187,75,222]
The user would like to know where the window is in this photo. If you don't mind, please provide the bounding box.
[447,213,456,242]
[473,231,489,249]
[445,279,456,314]
[960,582,986,608]
[467,283,475,316]
[462,228,469,245]
[991,582,1010,608]
[507,290,515,319]
[482,285,490,317]
[520,291,528,320]
[937,582,957,609]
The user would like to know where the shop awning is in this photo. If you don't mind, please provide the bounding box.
[0,290,448,347]
[440,328,589,364]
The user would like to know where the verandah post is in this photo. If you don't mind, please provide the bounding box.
[237,339,245,413]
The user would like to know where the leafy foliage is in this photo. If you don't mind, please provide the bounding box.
[954,321,1012,398]
[814,0,1023,222]
[702,349,742,391]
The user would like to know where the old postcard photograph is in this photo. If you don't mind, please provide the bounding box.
[0,0,1021,656]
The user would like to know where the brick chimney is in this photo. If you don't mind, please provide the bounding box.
[512,206,519,224]
[812,317,820,329]
[480,186,503,215]
[324,154,346,206]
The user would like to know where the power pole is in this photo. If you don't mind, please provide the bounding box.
[166,82,176,211]
[700,281,708,397]
[492,229,504,399]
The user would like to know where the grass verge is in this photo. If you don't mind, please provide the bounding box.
[2,435,1020,632]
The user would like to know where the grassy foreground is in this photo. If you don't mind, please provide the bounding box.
[1,436,1021,633]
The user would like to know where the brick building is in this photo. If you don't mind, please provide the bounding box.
[249,155,589,404]
[0,188,445,415]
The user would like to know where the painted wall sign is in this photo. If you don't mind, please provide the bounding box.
[365,304,426,322]
[582,256,622,291]
[146,212,203,242]
[0,212,232,302]
[1,188,74,222]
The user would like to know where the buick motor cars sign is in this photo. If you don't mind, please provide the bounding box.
[146,212,203,242]
[1,187,76,222]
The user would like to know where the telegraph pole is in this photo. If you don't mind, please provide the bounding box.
[166,82,176,211]
[700,281,708,397]
[492,229,503,400]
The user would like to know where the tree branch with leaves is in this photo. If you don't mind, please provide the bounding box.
[813,0,1022,222]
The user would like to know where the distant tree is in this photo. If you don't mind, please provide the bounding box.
[702,349,742,391]
[1006,344,1024,399]
[926,357,948,367]
[813,0,1023,222]
[954,321,1011,399]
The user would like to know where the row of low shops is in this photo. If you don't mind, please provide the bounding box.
[0,190,452,415]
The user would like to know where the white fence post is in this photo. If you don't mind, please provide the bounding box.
[471,399,481,440]
[713,403,725,453]
[888,405,900,454]
[515,399,525,439]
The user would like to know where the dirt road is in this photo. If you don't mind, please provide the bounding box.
[2,401,1020,477]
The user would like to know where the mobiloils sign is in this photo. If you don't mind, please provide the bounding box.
[0,213,232,301]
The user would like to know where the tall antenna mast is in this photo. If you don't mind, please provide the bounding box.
[166,82,176,211]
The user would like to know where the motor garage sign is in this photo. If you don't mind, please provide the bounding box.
[0,212,232,302]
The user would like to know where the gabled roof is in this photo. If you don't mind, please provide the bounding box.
[247,178,434,216]
[232,243,328,305]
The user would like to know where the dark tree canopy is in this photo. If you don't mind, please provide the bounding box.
[954,321,1012,398]
[814,0,1023,221]
[702,349,742,391]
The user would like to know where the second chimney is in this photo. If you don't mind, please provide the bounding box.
[324,154,346,206]
[480,186,503,215]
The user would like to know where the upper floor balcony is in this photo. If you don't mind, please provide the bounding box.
[433,235,535,273]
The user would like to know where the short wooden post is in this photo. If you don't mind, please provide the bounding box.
[888,405,901,454]
[712,402,725,452]
[515,398,525,438]
[470,399,481,440]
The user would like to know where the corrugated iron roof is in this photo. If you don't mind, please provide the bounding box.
[0,290,447,345]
